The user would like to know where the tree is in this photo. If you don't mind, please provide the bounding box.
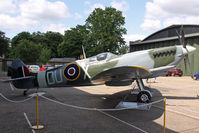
[14,39,41,64]
[11,32,32,47]
[32,31,45,44]
[58,25,88,59]
[0,31,9,57]
[43,31,63,58]
[10,31,63,61]
[118,45,129,54]
[39,48,52,64]
[85,7,126,56]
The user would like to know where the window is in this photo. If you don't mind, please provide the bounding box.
[89,56,97,62]
[108,53,117,59]
[97,53,107,61]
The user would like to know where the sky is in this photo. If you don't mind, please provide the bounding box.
[1,0,199,45]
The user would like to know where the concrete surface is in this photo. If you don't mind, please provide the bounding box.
[0,72,199,133]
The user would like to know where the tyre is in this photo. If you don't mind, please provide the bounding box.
[137,91,151,103]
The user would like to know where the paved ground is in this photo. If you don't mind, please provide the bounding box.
[0,71,199,133]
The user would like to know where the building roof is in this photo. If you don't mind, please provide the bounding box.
[143,24,199,41]
[130,24,199,46]
[132,32,199,45]
[48,58,76,63]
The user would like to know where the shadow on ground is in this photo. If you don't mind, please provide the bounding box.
[0,72,179,133]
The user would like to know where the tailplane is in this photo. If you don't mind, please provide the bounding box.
[3,59,36,89]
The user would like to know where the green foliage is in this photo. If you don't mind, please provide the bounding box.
[10,31,63,59]
[32,31,45,44]
[85,7,126,56]
[43,31,63,58]
[11,32,32,47]
[39,48,52,64]
[0,31,9,57]
[14,39,41,64]
[58,25,88,59]
[8,7,127,63]
[118,45,129,54]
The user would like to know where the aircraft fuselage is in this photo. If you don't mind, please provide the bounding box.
[35,45,194,88]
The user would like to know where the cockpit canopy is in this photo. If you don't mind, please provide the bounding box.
[89,52,117,62]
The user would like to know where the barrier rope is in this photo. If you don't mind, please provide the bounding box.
[0,91,164,111]
[98,110,149,133]
[40,95,164,111]
[0,93,34,103]
[1,92,198,114]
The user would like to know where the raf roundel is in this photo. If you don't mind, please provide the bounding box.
[63,63,81,81]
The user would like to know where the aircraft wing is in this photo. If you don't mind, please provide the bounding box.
[91,66,152,84]
[149,65,175,77]
[0,76,35,83]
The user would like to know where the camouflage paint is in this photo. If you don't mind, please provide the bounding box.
[87,59,118,78]
[149,46,177,68]
[37,71,48,88]
[118,50,154,69]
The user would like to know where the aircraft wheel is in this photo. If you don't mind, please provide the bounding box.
[137,91,151,103]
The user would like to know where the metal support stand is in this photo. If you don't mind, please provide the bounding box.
[115,101,151,110]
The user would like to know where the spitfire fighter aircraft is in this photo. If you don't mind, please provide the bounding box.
[1,28,196,103]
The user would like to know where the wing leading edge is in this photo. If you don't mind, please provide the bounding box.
[91,66,152,84]
[149,65,175,77]
[91,65,175,85]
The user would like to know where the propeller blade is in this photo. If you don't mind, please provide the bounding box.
[181,25,186,48]
[185,54,194,77]
[176,29,182,45]
[184,57,187,74]
[176,25,186,48]
[178,25,195,78]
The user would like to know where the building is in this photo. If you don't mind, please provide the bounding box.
[0,58,13,72]
[130,24,199,75]
[47,58,76,66]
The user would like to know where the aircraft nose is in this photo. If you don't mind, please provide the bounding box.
[182,46,196,55]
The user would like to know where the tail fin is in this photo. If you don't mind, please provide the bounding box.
[5,59,36,89]
[8,59,30,78]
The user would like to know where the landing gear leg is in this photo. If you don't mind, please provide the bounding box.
[136,78,152,103]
